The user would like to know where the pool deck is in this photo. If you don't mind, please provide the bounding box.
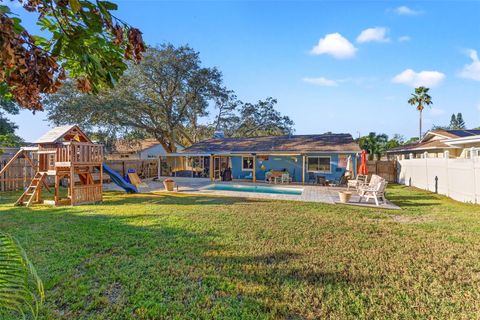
[104,177,400,210]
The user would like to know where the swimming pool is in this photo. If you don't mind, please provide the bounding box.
[204,184,303,195]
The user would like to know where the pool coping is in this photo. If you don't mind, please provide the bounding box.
[104,178,400,209]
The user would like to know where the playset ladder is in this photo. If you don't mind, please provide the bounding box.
[15,172,48,207]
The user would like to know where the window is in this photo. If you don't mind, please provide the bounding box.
[307,156,331,172]
[242,156,254,171]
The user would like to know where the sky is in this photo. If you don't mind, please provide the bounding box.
[6,0,480,141]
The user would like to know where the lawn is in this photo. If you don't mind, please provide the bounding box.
[1,185,480,319]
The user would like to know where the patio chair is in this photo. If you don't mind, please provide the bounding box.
[281,173,292,184]
[265,171,273,183]
[347,174,368,190]
[358,178,388,206]
[307,172,316,184]
[317,176,327,186]
[331,172,348,187]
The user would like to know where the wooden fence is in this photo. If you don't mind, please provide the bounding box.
[1,158,159,192]
[0,158,36,191]
[364,160,397,183]
[104,159,159,179]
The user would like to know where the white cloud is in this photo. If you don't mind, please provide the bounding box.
[394,6,421,16]
[356,27,390,43]
[392,69,446,87]
[310,33,357,59]
[302,77,338,87]
[458,49,480,81]
[398,35,411,42]
[429,108,446,116]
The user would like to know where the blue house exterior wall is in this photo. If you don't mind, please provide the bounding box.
[229,153,357,183]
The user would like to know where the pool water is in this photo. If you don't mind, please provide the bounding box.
[204,184,303,195]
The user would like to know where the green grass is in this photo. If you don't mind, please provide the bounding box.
[1,185,480,319]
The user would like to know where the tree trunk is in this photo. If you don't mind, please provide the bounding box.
[419,109,423,139]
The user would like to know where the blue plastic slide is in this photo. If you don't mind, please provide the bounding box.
[102,164,138,193]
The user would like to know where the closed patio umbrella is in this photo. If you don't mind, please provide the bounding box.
[345,155,352,177]
[359,149,368,175]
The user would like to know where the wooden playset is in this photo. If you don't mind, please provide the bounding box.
[0,125,103,206]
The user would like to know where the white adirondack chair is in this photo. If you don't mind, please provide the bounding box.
[358,177,388,206]
[347,174,368,190]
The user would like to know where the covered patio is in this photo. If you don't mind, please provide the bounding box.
[161,151,357,185]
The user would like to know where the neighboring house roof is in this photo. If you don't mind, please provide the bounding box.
[387,129,480,153]
[446,134,480,145]
[422,129,480,141]
[387,140,456,153]
[180,134,360,154]
[35,125,92,144]
[112,139,183,154]
[113,138,163,153]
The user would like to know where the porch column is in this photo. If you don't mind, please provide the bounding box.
[302,155,305,184]
[209,155,214,181]
[190,157,194,178]
[253,154,256,183]
[174,157,177,177]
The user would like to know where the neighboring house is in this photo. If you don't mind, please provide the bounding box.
[168,133,361,183]
[106,139,183,160]
[387,129,480,159]
[0,147,21,161]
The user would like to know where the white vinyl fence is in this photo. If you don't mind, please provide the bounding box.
[397,157,480,204]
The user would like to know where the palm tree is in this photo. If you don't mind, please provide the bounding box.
[408,86,433,139]
[358,132,389,160]
[0,232,44,319]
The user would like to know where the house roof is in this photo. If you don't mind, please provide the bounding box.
[35,125,91,144]
[180,134,361,154]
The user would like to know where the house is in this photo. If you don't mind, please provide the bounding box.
[166,133,361,183]
[0,147,21,161]
[387,129,480,159]
[106,139,183,160]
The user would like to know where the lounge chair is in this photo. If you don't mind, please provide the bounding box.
[358,176,388,206]
[347,174,368,190]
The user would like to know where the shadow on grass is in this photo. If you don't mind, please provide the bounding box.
[0,190,268,208]
[386,185,443,208]
[0,197,335,319]
[101,191,268,206]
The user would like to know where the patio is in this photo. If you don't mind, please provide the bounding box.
[104,177,400,209]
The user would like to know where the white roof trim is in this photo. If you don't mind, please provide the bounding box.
[446,135,480,145]
[421,131,452,142]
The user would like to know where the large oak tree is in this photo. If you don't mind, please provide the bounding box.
[45,45,225,152]
[45,44,295,151]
